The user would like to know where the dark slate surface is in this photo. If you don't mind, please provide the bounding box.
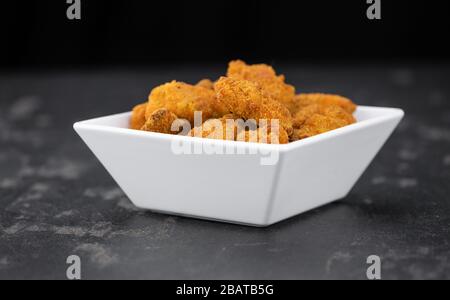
[0,64,449,280]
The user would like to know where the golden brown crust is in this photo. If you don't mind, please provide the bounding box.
[130,102,148,130]
[227,60,296,112]
[214,77,293,136]
[259,123,290,144]
[292,103,322,129]
[293,103,356,129]
[130,61,358,143]
[189,117,289,145]
[189,117,238,141]
[238,127,289,145]
[141,108,179,134]
[291,105,356,141]
[321,105,356,124]
[146,81,229,125]
[293,93,357,115]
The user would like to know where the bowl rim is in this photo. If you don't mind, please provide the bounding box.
[73,105,405,153]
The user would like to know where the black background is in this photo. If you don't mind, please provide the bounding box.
[1,0,450,69]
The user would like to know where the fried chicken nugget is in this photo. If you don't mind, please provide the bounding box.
[320,104,356,124]
[293,93,357,115]
[292,103,322,129]
[291,105,356,141]
[146,81,229,125]
[189,116,289,145]
[189,115,239,140]
[215,77,294,136]
[130,102,148,130]
[238,126,289,145]
[141,108,179,134]
[227,60,296,112]
[196,79,215,90]
[260,123,290,144]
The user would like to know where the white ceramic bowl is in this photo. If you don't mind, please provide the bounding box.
[74,106,404,227]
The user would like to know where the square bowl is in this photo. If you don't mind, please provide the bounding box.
[74,106,404,227]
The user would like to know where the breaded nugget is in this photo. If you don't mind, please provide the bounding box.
[293,102,356,129]
[188,113,290,144]
[237,120,289,144]
[189,117,289,144]
[196,79,215,90]
[236,127,289,145]
[146,81,229,125]
[292,115,348,140]
[291,105,356,141]
[189,116,238,141]
[131,61,359,144]
[259,123,290,144]
[321,105,356,124]
[227,60,296,112]
[292,103,322,128]
[215,77,294,135]
[130,102,148,130]
[293,93,357,115]
[141,108,179,134]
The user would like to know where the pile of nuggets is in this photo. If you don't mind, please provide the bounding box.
[130,60,357,144]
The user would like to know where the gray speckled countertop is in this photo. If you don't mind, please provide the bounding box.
[1,64,450,280]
